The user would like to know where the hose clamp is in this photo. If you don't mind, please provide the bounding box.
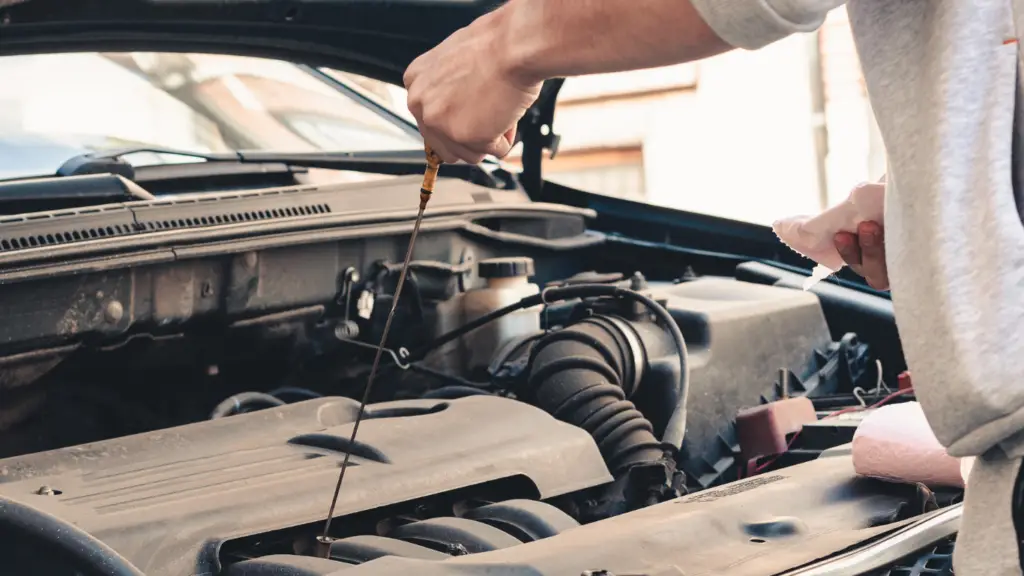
[604,315,646,396]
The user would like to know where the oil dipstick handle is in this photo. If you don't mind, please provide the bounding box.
[420,146,443,209]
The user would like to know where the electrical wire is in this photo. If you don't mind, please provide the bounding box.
[209,392,286,419]
[407,362,491,390]
[826,387,914,419]
[407,283,691,451]
[752,387,915,474]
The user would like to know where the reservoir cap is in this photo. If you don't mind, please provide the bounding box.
[478,257,535,279]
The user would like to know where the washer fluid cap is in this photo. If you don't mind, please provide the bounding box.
[478,257,535,279]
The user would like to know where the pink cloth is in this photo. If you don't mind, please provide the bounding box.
[851,401,968,488]
[772,182,885,289]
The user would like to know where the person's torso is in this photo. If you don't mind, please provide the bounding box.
[845,0,1024,458]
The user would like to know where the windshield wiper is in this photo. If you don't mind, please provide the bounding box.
[55,147,510,190]
[0,146,508,215]
[0,173,154,215]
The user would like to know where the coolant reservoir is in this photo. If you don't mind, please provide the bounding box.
[461,257,541,373]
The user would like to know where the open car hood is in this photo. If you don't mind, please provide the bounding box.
[0,0,563,190]
[0,0,845,280]
[0,0,502,84]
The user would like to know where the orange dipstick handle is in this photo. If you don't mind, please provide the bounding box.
[420,146,443,209]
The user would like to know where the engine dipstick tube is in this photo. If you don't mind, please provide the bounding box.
[316,147,442,558]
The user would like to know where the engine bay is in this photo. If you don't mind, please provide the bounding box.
[0,174,945,576]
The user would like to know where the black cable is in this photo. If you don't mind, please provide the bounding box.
[421,386,494,399]
[209,392,286,419]
[408,284,690,451]
[407,362,491,390]
[268,387,323,402]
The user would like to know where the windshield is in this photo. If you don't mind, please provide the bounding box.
[0,52,423,180]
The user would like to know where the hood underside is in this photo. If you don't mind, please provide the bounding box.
[0,0,503,85]
[0,0,564,192]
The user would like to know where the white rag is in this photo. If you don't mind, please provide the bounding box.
[772,182,886,289]
[852,401,975,488]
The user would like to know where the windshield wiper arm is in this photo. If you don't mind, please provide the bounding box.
[56,147,508,189]
[0,173,154,215]
[56,147,224,180]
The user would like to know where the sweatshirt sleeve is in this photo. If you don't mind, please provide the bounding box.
[687,0,847,50]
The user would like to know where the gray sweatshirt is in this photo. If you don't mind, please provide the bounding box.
[687,0,1024,573]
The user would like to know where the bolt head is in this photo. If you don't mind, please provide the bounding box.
[104,300,124,324]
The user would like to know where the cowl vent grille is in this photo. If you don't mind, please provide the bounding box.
[140,204,331,231]
[0,176,496,255]
[0,224,136,251]
[0,185,337,254]
[0,205,139,253]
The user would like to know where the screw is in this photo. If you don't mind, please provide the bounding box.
[104,300,124,324]
[630,272,646,291]
[36,485,56,496]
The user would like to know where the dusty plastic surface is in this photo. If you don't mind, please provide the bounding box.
[0,395,611,576]
[772,182,885,289]
[648,278,833,488]
[852,401,966,488]
[219,455,919,576]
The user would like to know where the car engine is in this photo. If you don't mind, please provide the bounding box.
[0,176,925,576]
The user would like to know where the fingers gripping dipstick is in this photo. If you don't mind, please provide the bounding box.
[315,147,443,558]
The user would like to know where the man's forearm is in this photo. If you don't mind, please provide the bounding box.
[487,0,733,86]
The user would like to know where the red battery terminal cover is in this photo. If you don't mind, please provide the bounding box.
[897,371,912,391]
[736,396,817,477]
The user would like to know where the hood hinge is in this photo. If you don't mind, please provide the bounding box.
[516,78,564,199]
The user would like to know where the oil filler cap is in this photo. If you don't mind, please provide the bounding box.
[478,257,535,279]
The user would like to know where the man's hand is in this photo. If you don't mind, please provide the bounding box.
[403,0,731,165]
[404,12,542,165]
[834,222,889,290]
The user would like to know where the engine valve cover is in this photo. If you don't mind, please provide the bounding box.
[0,396,612,576]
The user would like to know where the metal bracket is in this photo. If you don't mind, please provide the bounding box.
[516,78,565,198]
[337,338,410,370]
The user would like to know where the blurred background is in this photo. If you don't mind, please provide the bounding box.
[350,10,885,226]
[0,9,880,227]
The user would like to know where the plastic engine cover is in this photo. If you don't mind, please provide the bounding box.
[0,396,612,576]
[649,277,833,488]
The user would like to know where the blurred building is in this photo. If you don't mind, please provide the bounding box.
[316,11,885,226]
[504,9,886,225]
[0,8,883,227]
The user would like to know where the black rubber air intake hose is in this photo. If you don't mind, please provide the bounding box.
[409,284,690,454]
[526,315,662,474]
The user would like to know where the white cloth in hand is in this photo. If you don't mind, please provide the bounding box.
[772,182,885,289]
